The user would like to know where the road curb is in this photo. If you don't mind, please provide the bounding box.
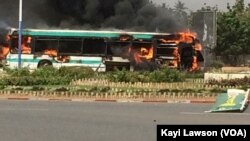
[190,100,216,103]
[95,99,117,102]
[0,96,222,104]
[1,95,249,104]
[7,97,30,100]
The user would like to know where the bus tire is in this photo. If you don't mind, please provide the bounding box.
[38,60,52,68]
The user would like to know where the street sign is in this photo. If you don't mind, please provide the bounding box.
[207,89,249,112]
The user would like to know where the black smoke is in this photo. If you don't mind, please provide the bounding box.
[0,0,60,28]
[0,0,188,32]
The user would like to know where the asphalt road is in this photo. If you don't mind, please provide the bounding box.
[0,101,249,141]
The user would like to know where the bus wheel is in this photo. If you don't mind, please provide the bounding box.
[38,60,52,68]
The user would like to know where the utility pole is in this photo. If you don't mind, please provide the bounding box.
[18,0,23,68]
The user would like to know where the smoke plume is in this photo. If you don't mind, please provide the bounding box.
[0,0,188,32]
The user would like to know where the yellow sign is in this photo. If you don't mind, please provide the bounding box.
[219,95,236,107]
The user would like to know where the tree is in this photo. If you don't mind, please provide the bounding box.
[215,0,250,66]
[174,1,188,25]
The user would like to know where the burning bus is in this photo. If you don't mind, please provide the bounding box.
[0,28,203,71]
[155,32,204,71]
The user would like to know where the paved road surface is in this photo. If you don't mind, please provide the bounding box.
[0,101,249,141]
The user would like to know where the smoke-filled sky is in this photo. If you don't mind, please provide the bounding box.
[1,0,247,32]
[0,0,190,32]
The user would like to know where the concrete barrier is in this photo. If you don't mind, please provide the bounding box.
[204,73,250,82]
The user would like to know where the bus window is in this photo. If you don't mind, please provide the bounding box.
[35,38,58,56]
[58,38,82,55]
[82,38,106,55]
[131,41,153,60]
[108,41,131,57]
[9,36,31,54]
[9,36,17,53]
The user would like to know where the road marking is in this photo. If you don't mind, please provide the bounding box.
[0,108,49,111]
[180,112,250,116]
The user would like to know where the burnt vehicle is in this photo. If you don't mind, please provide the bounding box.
[0,28,203,71]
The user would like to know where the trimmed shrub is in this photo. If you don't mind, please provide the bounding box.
[106,68,129,82]
[58,66,95,80]
[31,66,58,78]
[0,66,95,86]
[210,60,224,69]
[106,67,185,83]
[31,86,45,91]
[149,67,185,82]
[207,77,250,87]
[184,72,204,79]
[106,69,150,83]
[4,67,30,77]
[210,88,226,93]
[55,87,69,92]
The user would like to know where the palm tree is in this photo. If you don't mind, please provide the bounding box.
[174,0,187,14]
[174,1,188,25]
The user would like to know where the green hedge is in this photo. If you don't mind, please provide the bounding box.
[106,67,185,83]
[1,66,201,86]
[149,67,185,82]
[1,66,95,86]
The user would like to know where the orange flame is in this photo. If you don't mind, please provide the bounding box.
[0,46,10,59]
[190,56,198,71]
[55,56,70,63]
[133,52,142,64]
[179,31,202,71]
[140,47,153,60]
[0,34,10,59]
[180,31,202,71]
[194,41,202,51]
[21,36,32,54]
[179,31,197,44]
[159,38,180,45]
[157,30,202,71]
[129,46,153,64]
[44,49,57,57]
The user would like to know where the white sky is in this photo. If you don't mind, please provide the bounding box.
[152,0,250,11]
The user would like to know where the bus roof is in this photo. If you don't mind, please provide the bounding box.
[11,28,171,39]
